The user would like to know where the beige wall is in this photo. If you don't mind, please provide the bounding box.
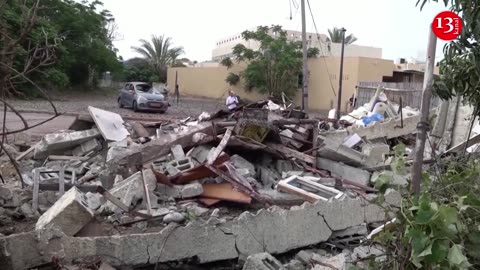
[167,57,394,112]
[167,64,266,102]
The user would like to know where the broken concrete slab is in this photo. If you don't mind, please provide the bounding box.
[35,187,93,236]
[102,169,156,213]
[242,253,284,270]
[72,138,102,156]
[88,106,130,142]
[317,158,371,186]
[163,212,185,223]
[34,129,102,159]
[331,224,368,238]
[0,192,393,269]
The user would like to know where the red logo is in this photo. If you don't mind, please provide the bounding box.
[432,11,462,41]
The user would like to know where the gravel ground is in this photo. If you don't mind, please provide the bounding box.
[6,91,227,119]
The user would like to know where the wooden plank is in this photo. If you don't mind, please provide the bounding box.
[266,143,316,165]
[445,133,480,154]
[199,197,221,206]
[15,143,36,161]
[201,183,252,204]
[88,106,130,142]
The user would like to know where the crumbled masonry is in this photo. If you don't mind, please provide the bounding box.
[1,91,471,270]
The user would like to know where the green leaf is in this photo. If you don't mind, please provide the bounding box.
[448,244,469,266]
[425,239,449,264]
[438,206,458,225]
[415,208,436,224]
[418,243,433,257]
[407,228,429,253]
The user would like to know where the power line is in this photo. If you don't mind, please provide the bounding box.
[306,0,337,96]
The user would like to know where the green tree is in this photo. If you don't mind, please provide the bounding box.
[131,35,185,83]
[417,0,480,116]
[221,25,319,98]
[326,27,357,44]
[38,0,122,87]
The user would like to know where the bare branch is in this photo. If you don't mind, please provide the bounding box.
[0,142,24,188]
[0,99,29,129]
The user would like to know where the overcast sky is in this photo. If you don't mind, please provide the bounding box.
[100,0,448,62]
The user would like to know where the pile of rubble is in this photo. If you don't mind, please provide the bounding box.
[0,92,424,269]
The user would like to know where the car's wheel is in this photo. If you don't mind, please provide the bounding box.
[132,101,138,112]
[118,97,123,108]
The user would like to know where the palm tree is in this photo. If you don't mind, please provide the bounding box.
[131,35,185,81]
[326,27,358,44]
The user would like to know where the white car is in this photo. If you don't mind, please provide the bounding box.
[118,82,169,113]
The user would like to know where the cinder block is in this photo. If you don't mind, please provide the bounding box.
[35,187,94,236]
[72,138,102,156]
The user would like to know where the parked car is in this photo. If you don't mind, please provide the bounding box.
[118,82,170,113]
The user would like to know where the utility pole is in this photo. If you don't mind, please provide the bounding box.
[411,28,437,197]
[336,28,346,119]
[300,0,309,114]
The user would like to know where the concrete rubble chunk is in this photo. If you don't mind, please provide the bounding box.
[259,189,304,206]
[189,145,213,164]
[170,144,186,161]
[362,143,390,166]
[371,170,408,187]
[257,166,280,188]
[163,212,185,223]
[33,128,102,159]
[242,253,284,270]
[231,155,256,177]
[317,158,371,186]
[72,138,102,156]
[384,188,402,207]
[0,186,13,201]
[296,250,314,264]
[102,169,157,213]
[285,259,304,270]
[157,182,203,199]
[332,224,368,238]
[35,187,94,236]
[312,254,346,270]
[352,245,387,262]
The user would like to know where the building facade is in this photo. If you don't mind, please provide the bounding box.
[167,56,395,112]
[212,29,382,61]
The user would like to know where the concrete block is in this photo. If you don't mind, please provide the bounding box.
[317,158,371,186]
[167,158,194,175]
[285,259,304,270]
[35,187,93,236]
[72,138,102,156]
[170,145,186,161]
[242,253,284,270]
[231,155,255,177]
[189,145,213,164]
[384,188,402,207]
[34,128,102,159]
[156,182,203,199]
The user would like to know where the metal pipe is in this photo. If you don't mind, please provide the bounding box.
[300,0,309,113]
[336,28,346,119]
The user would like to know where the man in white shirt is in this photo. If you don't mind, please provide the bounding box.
[226,90,239,111]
